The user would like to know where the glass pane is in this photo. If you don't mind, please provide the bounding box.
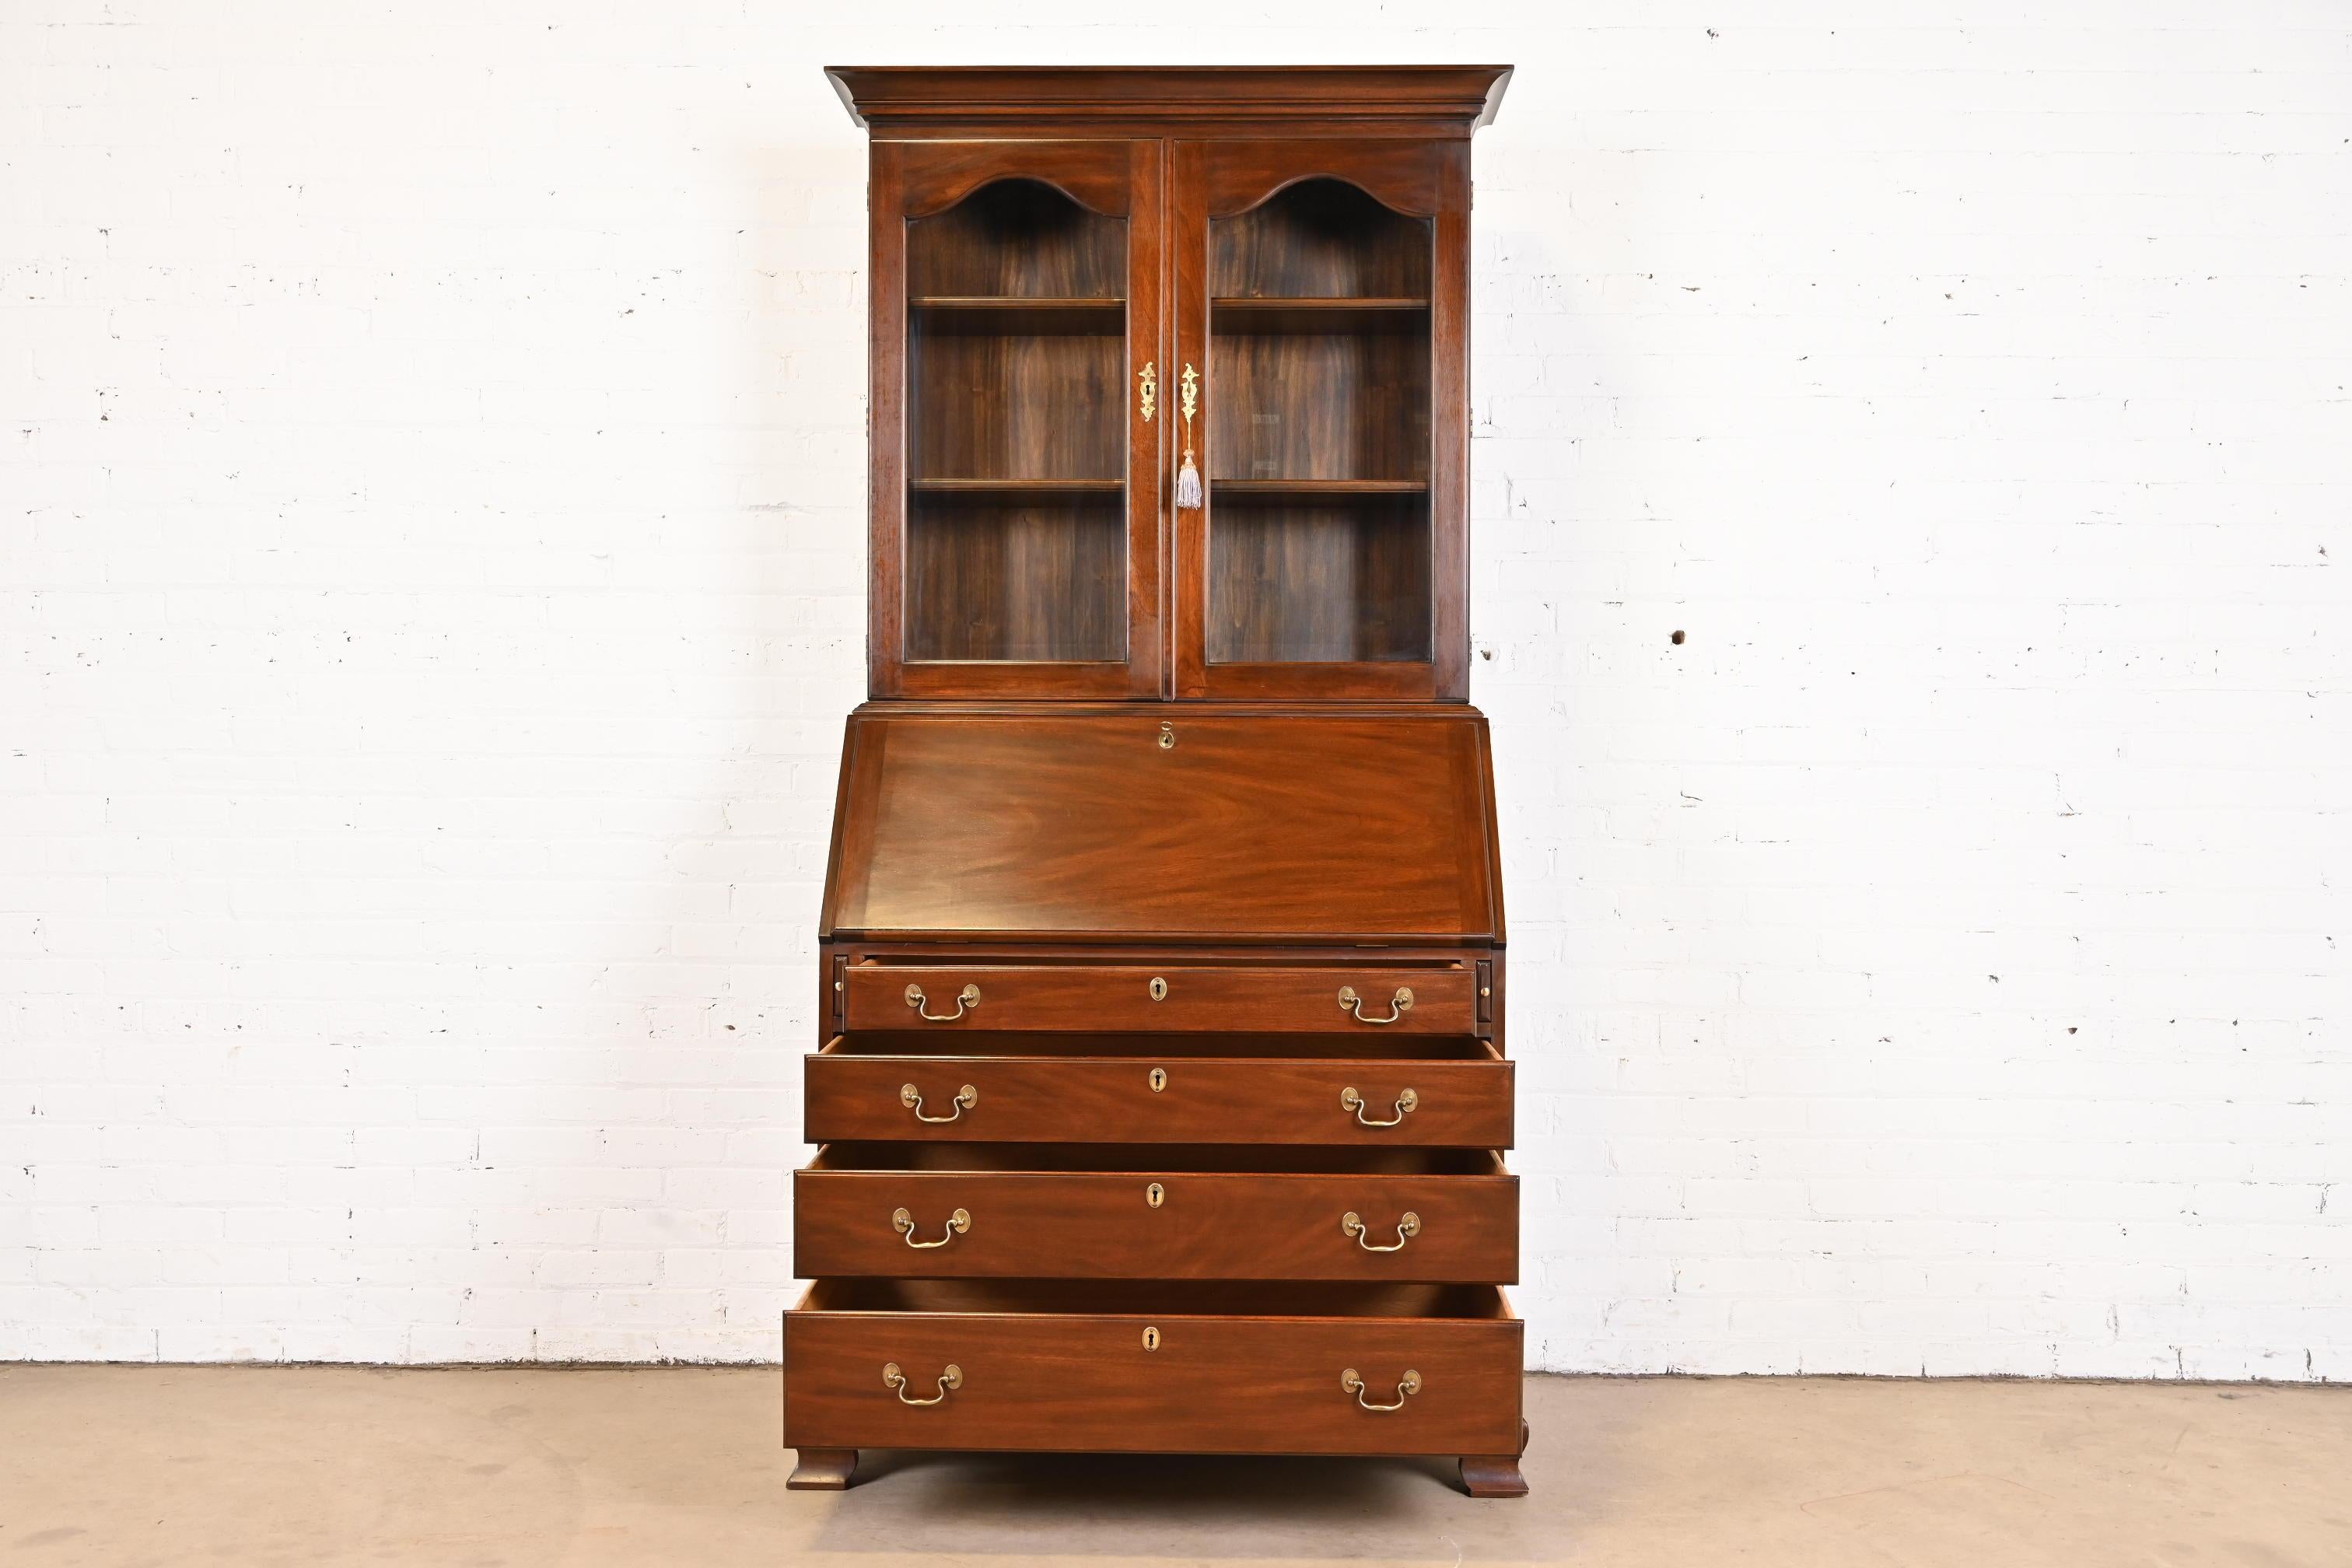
[1206,179,1433,665]
[904,179,1127,663]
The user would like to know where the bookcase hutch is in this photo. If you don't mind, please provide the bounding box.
[783,64,1524,1498]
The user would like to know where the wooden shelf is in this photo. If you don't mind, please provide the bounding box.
[1210,478,1429,499]
[911,296,1125,334]
[1212,296,1430,333]
[910,478,1124,497]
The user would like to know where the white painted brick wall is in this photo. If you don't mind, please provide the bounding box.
[4,3,2348,1374]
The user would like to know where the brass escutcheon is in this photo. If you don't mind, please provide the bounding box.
[1157,722,1175,751]
[1148,1066,1167,1093]
[1149,975,1168,1002]
[1142,1325,1160,1351]
[1146,1181,1164,1209]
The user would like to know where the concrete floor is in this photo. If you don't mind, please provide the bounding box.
[0,1367,2346,1566]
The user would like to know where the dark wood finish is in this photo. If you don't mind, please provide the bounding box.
[786,1448,858,1490]
[904,495,1125,663]
[821,709,1500,943]
[1209,325,1429,482]
[1211,177,1434,296]
[1459,1454,1529,1498]
[870,139,1163,700]
[844,961,1475,1034]
[781,1279,1523,1458]
[807,1036,1514,1147]
[1207,494,1432,665]
[911,327,1122,481]
[801,65,1517,1496]
[828,66,1513,136]
[794,1144,1516,1283]
[897,138,1135,219]
[1172,138,1468,701]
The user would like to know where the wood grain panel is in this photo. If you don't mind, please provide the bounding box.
[903,497,1125,663]
[1207,495,1431,665]
[782,1278,1523,1456]
[907,177,1127,292]
[1208,328,1430,484]
[806,1041,1514,1147]
[1210,178,1433,296]
[793,1157,1516,1283]
[845,962,1473,1034]
[910,327,1122,481]
[1199,141,1444,219]
[896,139,1136,219]
[824,710,1499,941]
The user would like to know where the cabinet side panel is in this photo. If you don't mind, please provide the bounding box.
[868,142,908,698]
[1431,140,1471,700]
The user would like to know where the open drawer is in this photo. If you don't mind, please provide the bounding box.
[794,1143,1517,1283]
[842,958,1481,1034]
[807,1033,1513,1148]
[782,1279,1524,1461]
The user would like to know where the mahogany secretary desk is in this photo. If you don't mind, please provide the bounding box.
[784,65,1524,1498]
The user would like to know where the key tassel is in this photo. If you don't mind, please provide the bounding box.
[1175,453,1202,509]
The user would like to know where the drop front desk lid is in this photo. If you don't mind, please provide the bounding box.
[821,708,1504,946]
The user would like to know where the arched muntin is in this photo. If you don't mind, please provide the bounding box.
[1209,176,1433,301]
[908,176,1128,300]
[899,143,1133,219]
[1202,144,1441,220]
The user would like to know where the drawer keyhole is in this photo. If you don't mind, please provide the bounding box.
[1148,1067,1167,1093]
[1142,1325,1160,1352]
[1146,1181,1164,1209]
[1148,975,1168,1002]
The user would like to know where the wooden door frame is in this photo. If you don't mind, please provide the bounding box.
[868,138,1167,701]
[1170,138,1470,702]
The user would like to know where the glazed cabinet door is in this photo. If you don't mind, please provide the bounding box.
[869,141,1165,699]
[1170,139,1470,701]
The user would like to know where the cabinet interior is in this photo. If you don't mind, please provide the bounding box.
[905,178,1129,664]
[1206,178,1436,667]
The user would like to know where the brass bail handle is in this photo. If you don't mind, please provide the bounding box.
[1342,1368,1422,1412]
[1338,985,1414,1025]
[906,982,980,1023]
[1342,1210,1421,1252]
[901,1082,977,1123]
[892,1206,971,1249]
[883,1362,962,1406]
[1340,1087,1419,1128]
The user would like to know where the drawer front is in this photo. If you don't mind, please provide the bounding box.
[794,1167,1517,1283]
[809,1051,1514,1147]
[782,1298,1522,1456]
[844,963,1476,1034]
